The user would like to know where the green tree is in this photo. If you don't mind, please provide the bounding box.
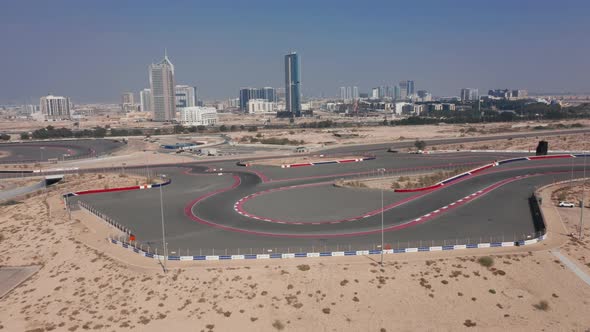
[20,132,30,140]
[173,124,184,134]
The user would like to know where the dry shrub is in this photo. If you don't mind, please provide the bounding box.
[533,300,550,311]
[272,320,285,330]
[477,256,494,268]
[297,264,310,271]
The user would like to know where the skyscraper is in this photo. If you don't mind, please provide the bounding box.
[284,52,301,117]
[140,89,152,113]
[149,51,176,121]
[175,85,197,108]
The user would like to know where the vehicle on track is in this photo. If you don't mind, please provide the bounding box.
[558,201,575,208]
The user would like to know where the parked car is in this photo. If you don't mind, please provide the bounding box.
[558,201,575,208]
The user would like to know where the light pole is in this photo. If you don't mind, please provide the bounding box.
[40,147,45,172]
[378,168,386,265]
[159,175,167,272]
[580,151,587,239]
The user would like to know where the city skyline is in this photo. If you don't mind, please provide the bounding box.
[1,0,590,104]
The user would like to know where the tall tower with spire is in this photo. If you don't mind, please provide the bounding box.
[149,50,176,121]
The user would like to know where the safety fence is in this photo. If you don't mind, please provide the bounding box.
[107,231,547,262]
[78,201,135,241]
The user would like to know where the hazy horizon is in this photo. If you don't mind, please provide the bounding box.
[1,0,589,104]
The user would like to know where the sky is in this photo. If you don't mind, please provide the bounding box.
[1,0,589,104]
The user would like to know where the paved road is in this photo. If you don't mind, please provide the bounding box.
[0,139,125,163]
[0,266,40,298]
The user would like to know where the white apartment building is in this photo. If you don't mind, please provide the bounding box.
[247,99,276,114]
[40,95,71,120]
[393,102,411,115]
[179,107,218,126]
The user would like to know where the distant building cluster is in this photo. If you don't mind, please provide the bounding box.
[339,86,359,101]
[488,89,528,100]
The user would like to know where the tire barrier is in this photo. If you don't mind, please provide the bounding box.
[62,179,172,198]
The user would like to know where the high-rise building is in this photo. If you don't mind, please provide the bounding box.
[140,89,152,113]
[352,86,359,100]
[40,95,71,120]
[460,88,479,102]
[149,51,176,121]
[371,88,379,99]
[239,87,276,111]
[284,52,301,117]
[398,81,408,100]
[121,92,135,112]
[339,87,346,100]
[175,85,197,109]
[262,87,276,102]
[407,80,415,97]
[121,92,134,106]
[398,81,415,99]
[394,86,401,100]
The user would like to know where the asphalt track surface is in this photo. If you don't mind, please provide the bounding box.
[7,129,584,255]
[0,139,124,163]
[72,147,590,255]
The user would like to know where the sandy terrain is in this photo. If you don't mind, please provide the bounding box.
[336,168,471,191]
[226,120,590,147]
[0,172,590,330]
[0,177,43,191]
[435,132,590,152]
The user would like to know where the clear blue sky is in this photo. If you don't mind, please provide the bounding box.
[1,0,589,104]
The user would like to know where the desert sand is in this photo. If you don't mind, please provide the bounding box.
[435,133,590,152]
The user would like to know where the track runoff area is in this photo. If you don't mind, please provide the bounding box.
[67,146,590,261]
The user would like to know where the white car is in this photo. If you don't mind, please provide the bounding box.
[558,201,575,208]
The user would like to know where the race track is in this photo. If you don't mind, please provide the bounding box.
[71,149,589,256]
